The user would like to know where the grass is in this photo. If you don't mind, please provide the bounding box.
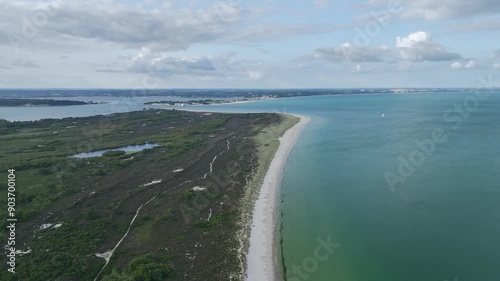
[135,222,153,244]
[242,113,299,207]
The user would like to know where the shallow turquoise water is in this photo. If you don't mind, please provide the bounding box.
[278,93,500,281]
[3,92,500,280]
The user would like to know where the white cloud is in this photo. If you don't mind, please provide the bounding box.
[314,42,392,62]
[101,49,217,76]
[219,23,340,45]
[464,60,475,68]
[450,60,476,69]
[247,71,263,80]
[448,19,500,32]
[0,1,244,52]
[351,64,373,73]
[0,0,492,88]
[362,0,500,20]
[493,50,500,59]
[0,1,339,54]
[395,32,432,48]
[314,0,333,8]
[395,31,461,62]
[488,50,500,69]
[314,31,461,65]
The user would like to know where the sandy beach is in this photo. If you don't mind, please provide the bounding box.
[245,114,310,281]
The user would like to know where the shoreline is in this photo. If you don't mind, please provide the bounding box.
[145,98,273,107]
[245,114,310,281]
[169,107,310,280]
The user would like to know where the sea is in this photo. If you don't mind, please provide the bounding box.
[2,91,500,281]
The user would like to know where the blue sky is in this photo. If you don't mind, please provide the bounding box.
[0,0,499,88]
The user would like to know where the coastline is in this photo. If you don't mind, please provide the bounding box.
[169,107,310,280]
[245,114,310,281]
[145,98,272,107]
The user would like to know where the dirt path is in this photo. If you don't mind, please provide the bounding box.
[93,137,234,281]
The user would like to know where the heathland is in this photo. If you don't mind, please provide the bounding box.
[0,109,296,281]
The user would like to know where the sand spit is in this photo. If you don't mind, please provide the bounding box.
[245,115,310,281]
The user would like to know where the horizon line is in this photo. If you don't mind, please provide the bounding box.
[1,87,499,91]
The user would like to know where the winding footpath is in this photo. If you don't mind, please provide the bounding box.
[93,137,233,281]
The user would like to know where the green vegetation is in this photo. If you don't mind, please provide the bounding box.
[101,254,174,281]
[182,190,196,200]
[0,110,224,222]
[0,109,288,280]
[135,222,153,243]
[153,208,174,223]
[192,212,229,229]
[7,219,106,281]
[0,98,97,107]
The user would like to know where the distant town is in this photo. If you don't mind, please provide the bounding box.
[144,97,273,106]
[1,88,496,100]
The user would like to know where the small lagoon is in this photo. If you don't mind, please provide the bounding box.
[70,143,160,158]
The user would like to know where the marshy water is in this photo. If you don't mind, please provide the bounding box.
[70,143,160,158]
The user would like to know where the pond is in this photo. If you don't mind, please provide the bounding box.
[70,143,160,158]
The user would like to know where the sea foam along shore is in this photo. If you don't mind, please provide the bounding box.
[245,114,310,281]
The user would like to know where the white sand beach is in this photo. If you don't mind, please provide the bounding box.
[245,115,310,281]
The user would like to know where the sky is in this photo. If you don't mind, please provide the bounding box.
[0,0,499,88]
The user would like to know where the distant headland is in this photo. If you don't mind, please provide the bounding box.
[0,98,103,107]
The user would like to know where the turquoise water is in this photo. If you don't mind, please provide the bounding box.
[278,93,500,281]
[3,92,500,280]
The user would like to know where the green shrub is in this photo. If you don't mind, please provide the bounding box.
[85,210,100,220]
[38,167,52,175]
[182,190,195,200]
[93,169,107,176]
[192,212,227,229]
[102,253,173,281]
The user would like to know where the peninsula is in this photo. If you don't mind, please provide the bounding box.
[0,109,302,281]
[144,98,269,106]
[0,98,100,107]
